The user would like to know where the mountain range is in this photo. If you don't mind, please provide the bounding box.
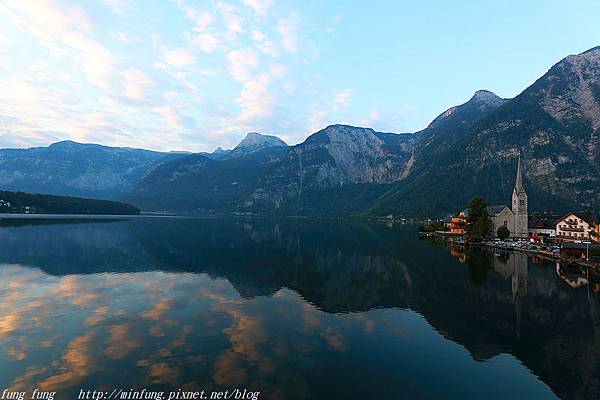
[0,141,187,199]
[1,46,599,217]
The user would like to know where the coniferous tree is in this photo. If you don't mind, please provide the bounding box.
[465,196,493,239]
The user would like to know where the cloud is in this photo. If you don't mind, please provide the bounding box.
[242,0,275,16]
[188,33,219,53]
[111,31,131,43]
[235,74,275,121]
[0,34,10,51]
[100,0,129,14]
[0,0,327,152]
[227,48,260,82]
[277,17,298,53]
[162,47,196,67]
[0,1,115,92]
[326,13,342,33]
[332,88,352,110]
[121,68,154,102]
[360,108,380,126]
[180,4,214,31]
[251,29,279,57]
[309,108,330,133]
[269,63,286,78]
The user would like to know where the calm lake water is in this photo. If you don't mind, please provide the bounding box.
[0,217,598,399]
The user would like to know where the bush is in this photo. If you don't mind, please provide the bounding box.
[497,225,510,240]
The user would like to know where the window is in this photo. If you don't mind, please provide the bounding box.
[504,221,508,226]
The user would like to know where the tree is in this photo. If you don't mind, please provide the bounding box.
[419,220,446,232]
[465,196,493,239]
[497,225,510,240]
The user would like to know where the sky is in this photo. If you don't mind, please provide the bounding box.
[0,1,599,152]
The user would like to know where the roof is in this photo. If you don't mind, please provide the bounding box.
[556,212,598,224]
[486,205,510,216]
[529,214,562,229]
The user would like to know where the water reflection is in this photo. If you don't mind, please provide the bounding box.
[0,218,598,399]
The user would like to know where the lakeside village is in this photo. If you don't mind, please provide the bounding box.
[0,200,34,214]
[419,158,600,268]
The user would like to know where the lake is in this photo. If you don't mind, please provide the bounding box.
[0,217,598,399]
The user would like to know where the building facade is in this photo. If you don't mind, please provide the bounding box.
[529,214,558,240]
[449,211,467,234]
[556,213,598,243]
[487,205,515,234]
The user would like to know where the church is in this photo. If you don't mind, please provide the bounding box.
[486,157,529,238]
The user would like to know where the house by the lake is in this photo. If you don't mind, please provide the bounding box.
[529,213,561,240]
[556,213,599,243]
[449,211,467,234]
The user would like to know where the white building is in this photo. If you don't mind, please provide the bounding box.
[556,213,597,242]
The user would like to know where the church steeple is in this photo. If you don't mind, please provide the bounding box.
[511,156,528,238]
[514,156,524,194]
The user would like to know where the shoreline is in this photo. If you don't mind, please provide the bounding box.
[419,231,599,269]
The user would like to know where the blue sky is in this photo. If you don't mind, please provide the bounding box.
[0,0,599,152]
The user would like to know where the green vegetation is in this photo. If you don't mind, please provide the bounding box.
[0,191,139,215]
[497,225,510,240]
[419,220,447,232]
[465,196,493,239]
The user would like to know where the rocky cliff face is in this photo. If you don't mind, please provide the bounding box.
[125,125,419,214]
[288,125,416,187]
[234,132,287,151]
[0,141,182,199]
[540,46,600,132]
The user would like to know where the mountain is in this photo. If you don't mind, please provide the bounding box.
[409,89,508,174]
[234,132,287,151]
[370,46,600,217]
[11,46,600,217]
[224,132,288,159]
[207,146,231,159]
[197,133,287,160]
[123,125,419,214]
[0,141,186,199]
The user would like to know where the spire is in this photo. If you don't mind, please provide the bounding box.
[515,156,524,193]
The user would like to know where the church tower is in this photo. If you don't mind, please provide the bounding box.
[511,156,528,238]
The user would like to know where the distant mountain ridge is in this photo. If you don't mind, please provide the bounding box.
[0,141,186,199]
[2,46,600,217]
[123,124,419,214]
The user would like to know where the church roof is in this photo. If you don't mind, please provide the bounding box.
[486,205,511,216]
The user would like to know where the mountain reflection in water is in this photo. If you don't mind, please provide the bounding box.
[0,218,598,399]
